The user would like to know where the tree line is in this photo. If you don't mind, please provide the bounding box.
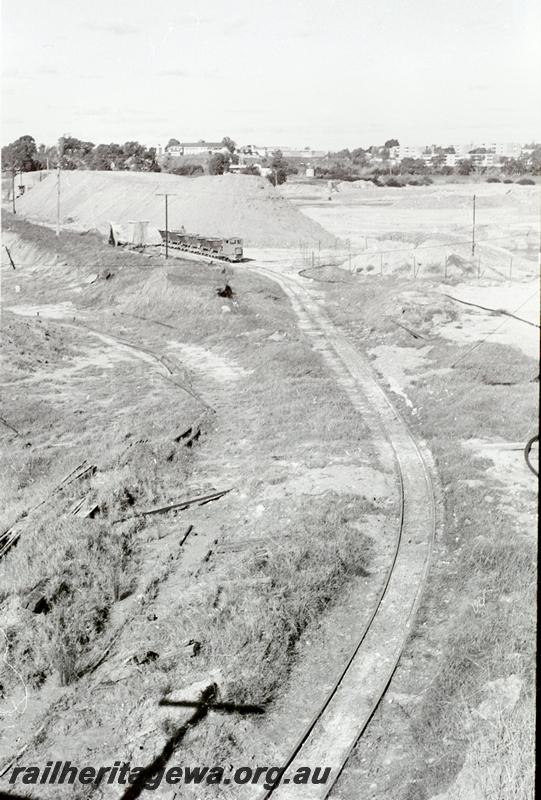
[1,135,160,173]
[320,139,541,181]
[1,134,292,185]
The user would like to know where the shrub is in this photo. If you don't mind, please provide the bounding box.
[515,178,535,185]
[170,164,204,176]
[266,167,287,185]
[486,177,501,183]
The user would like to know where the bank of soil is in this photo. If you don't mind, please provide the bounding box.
[0,216,393,798]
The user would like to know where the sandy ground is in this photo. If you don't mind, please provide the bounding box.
[280,181,539,283]
[435,281,539,358]
[11,171,338,248]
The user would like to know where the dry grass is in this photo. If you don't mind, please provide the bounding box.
[204,494,374,704]
[1,217,386,790]
[322,277,537,798]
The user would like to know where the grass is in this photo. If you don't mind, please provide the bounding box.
[203,494,374,704]
[323,276,537,798]
[0,217,387,791]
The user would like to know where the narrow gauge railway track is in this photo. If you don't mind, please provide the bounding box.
[247,264,437,799]
[0,310,211,560]
[62,318,212,410]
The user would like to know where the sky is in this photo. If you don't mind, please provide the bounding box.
[1,0,540,150]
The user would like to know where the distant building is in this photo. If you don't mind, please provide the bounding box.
[397,144,424,160]
[239,145,326,160]
[162,140,225,157]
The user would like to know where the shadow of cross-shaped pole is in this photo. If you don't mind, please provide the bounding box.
[159,697,265,715]
[119,684,265,800]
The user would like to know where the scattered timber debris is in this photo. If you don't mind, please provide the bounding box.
[393,320,429,340]
[69,496,100,518]
[0,416,20,436]
[0,460,98,559]
[179,525,194,547]
[114,490,230,524]
[4,245,16,270]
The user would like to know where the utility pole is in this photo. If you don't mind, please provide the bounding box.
[56,136,65,237]
[156,193,176,259]
[56,166,61,237]
[471,194,476,258]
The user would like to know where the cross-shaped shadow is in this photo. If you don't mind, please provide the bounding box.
[159,698,265,715]
[119,686,266,800]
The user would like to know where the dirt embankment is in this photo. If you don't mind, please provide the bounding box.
[0,217,389,797]
[13,171,339,248]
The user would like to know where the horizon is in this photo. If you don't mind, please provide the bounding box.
[2,0,540,151]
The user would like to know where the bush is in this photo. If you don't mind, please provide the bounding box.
[516,178,535,185]
[385,177,404,187]
[503,179,513,183]
[486,177,501,183]
[266,167,287,185]
[209,153,229,175]
[170,164,204,176]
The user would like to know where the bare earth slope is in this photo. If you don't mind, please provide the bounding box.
[14,171,338,248]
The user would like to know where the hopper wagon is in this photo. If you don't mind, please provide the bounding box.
[159,229,244,262]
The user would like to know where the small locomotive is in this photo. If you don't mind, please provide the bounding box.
[159,229,244,262]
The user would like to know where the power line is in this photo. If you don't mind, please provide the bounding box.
[450,289,539,368]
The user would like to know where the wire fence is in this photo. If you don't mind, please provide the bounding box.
[297,231,537,282]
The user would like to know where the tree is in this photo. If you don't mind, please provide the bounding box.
[209,152,229,174]
[35,143,59,170]
[384,138,399,148]
[350,148,368,167]
[501,157,527,176]
[267,149,289,185]
[430,154,446,170]
[166,138,180,149]
[61,136,94,170]
[221,137,236,154]
[457,159,474,176]
[1,134,39,172]
[87,143,124,170]
[399,157,427,175]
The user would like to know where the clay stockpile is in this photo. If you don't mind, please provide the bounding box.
[14,171,339,247]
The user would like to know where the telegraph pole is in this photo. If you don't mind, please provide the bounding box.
[471,194,476,258]
[56,136,65,237]
[56,165,61,237]
[156,193,176,259]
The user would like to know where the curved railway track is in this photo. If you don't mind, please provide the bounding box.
[248,264,437,799]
